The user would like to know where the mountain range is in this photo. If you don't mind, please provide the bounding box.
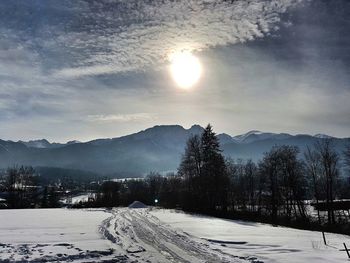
[0,125,348,177]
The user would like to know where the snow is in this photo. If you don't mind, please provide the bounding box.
[1,208,349,262]
[99,208,246,262]
[111,177,144,182]
[0,209,121,262]
[0,208,246,263]
[71,194,90,203]
[233,131,292,144]
[61,193,94,205]
[151,209,350,263]
[128,201,147,208]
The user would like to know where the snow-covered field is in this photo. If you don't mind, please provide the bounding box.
[0,208,349,262]
[0,209,121,262]
[151,209,350,263]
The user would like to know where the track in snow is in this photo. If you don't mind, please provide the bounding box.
[99,208,256,263]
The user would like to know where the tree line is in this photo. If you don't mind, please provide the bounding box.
[177,125,350,226]
[0,166,91,209]
[1,124,350,234]
[87,124,350,234]
[0,166,60,208]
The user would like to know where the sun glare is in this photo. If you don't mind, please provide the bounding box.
[170,51,202,89]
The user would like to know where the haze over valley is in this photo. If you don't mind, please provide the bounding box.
[0,125,348,176]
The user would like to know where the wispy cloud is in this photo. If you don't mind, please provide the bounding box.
[0,0,306,80]
[87,113,157,122]
[8,0,303,78]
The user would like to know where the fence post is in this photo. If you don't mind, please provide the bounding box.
[344,243,350,259]
[322,232,327,245]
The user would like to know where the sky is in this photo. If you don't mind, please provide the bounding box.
[0,0,349,142]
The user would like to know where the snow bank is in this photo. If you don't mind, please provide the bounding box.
[128,201,147,209]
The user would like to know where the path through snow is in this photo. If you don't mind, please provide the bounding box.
[100,208,251,263]
[2,208,346,262]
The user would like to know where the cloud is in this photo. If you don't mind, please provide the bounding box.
[3,0,350,140]
[0,0,307,83]
[0,0,305,78]
[87,113,157,122]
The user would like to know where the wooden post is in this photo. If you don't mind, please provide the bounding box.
[322,231,327,245]
[344,243,350,259]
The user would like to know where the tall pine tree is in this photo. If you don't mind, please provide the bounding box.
[178,124,228,212]
[200,124,228,212]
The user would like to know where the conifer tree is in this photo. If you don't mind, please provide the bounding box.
[200,124,228,212]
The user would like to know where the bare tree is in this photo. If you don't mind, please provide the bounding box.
[178,135,202,210]
[178,135,202,184]
[245,160,258,212]
[5,166,37,208]
[259,147,280,222]
[225,158,238,212]
[259,145,307,222]
[315,139,339,225]
[304,146,322,224]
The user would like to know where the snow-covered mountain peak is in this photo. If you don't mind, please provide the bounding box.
[314,134,334,139]
[233,130,292,143]
[233,130,263,142]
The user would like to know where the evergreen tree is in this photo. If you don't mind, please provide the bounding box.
[200,124,228,212]
[178,124,228,212]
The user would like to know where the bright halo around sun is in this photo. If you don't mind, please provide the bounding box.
[170,51,202,89]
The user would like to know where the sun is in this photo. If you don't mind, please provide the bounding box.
[170,51,202,89]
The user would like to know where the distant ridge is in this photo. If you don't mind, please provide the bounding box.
[13,127,343,149]
[0,125,348,176]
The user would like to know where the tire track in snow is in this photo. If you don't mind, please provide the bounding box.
[100,208,249,263]
[99,213,119,244]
